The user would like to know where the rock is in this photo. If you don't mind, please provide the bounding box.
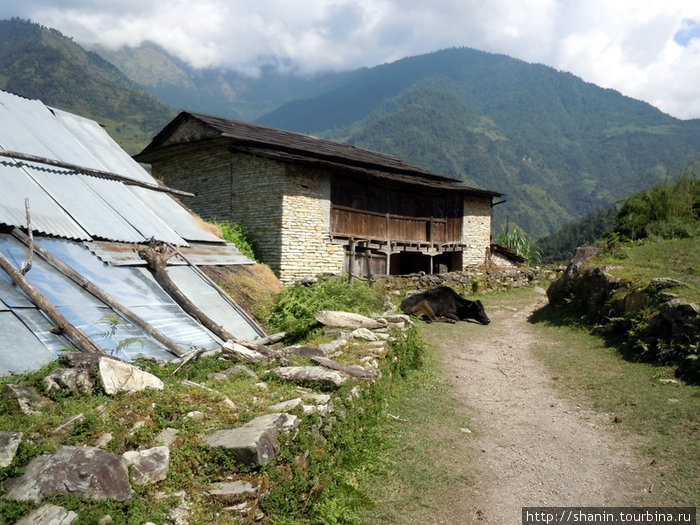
[94,432,113,448]
[310,356,377,379]
[547,246,600,305]
[98,358,164,395]
[651,299,699,336]
[185,411,205,421]
[122,446,170,485]
[650,277,684,290]
[348,328,380,341]
[44,367,95,395]
[0,431,22,468]
[318,338,348,355]
[273,366,348,388]
[222,365,260,380]
[15,504,78,525]
[298,392,331,404]
[207,480,259,504]
[204,413,298,465]
[2,446,132,503]
[221,341,267,363]
[281,345,327,358]
[155,428,180,446]
[52,414,85,439]
[3,384,52,415]
[315,310,386,329]
[270,398,304,412]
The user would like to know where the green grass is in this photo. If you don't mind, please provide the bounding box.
[529,306,700,505]
[591,238,699,303]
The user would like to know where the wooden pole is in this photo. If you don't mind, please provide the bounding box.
[137,241,276,357]
[0,250,103,354]
[11,229,190,358]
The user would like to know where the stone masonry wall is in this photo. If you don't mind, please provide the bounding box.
[462,197,493,268]
[150,149,286,275]
[279,166,345,283]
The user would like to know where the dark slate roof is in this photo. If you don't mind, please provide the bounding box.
[136,111,503,198]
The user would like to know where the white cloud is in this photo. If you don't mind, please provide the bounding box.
[4,0,700,118]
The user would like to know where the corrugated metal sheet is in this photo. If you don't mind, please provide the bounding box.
[52,107,155,184]
[13,309,70,352]
[85,241,252,266]
[128,186,223,243]
[0,160,91,240]
[83,176,187,246]
[167,266,263,340]
[24,164,147,244]
[37,239,222,349]
[179,243,254,266]
[0,312,56,375]
[0,93,58,160]
[0,277,34,308]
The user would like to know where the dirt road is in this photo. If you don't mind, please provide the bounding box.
[424,290,645,524]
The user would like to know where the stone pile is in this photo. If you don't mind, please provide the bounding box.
[0,308,412,524]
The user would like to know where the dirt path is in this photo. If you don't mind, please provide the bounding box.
[424,290,645,524]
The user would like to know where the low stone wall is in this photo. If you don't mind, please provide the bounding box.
[374,266,558,297]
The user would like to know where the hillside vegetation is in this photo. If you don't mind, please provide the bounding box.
[0,18,175,153]
[258,48,700,237]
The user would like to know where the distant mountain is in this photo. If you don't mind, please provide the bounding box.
[93,41,358,122]
[257,48,700,236]
[3,19,698,238]
[0,18,175,153]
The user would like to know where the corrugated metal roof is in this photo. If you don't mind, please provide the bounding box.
[167,266,263,340]
[24,163,147,244]
[0,93,58,160]
[85,241,254,266]
[0,312,56,375]
[0,160,91,240]
[82,176,187,246]
[127,186,223,243]
[51,107,155,184]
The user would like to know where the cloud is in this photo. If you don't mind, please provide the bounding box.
[4,0,700,118]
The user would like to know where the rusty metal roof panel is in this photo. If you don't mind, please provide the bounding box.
[52,107,155,184]
[178,243,254,265]
[127,186,223,243]
[0,160,91,241]
[25,164,147,244]
[82,176,187,246]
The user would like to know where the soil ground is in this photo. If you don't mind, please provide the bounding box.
[421,289,648,524]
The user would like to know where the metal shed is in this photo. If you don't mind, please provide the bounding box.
[0,90,264,375]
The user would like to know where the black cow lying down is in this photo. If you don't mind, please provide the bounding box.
[400,286,490,325]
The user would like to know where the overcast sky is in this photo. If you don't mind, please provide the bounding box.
[3,1,700,119]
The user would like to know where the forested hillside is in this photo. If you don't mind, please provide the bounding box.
[0,18,175,153]
[93,41,356,122]
[258,48,700,237]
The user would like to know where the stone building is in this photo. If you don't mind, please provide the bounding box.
[135,112,504,283]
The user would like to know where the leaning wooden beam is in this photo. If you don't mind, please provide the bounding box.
[11,229,189,358]
[0,148,194,198]
[138,241,278,357]
[0,250,103,354]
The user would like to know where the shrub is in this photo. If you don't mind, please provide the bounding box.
[495,225,541,265]
[214,221,258,261]
[268,277,385,341]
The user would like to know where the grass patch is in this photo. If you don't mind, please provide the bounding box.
[591,237,699,303]
[529,306,700,505]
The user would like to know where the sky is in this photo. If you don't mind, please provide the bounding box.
[3,1,700,119]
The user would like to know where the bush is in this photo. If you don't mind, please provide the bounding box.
[495,225,541,265]
[268,277,385,340]
[214,221,258,261]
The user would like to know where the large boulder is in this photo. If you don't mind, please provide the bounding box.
[2,446,132,503]
[15,504,78,525]
[0,431,22,468]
